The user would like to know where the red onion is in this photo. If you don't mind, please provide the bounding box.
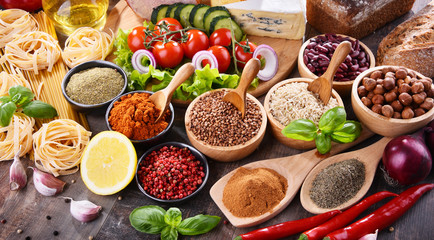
[192,50,218,70]
[253,44,278,81]
[426,120,434,157]
[382,127,432,185]
[131,49,156,74]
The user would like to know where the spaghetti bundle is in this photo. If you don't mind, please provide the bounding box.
[33,119,91,176]
[0,71,32,96]
[63,27,114,68]
[3,31,62,74]
[0,9,38,48]
[0,113,35,161]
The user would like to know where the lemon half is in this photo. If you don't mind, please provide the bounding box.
[81,131,137,195]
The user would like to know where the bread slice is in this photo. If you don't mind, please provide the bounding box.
[306,0,415,39]
[377,1,433,77]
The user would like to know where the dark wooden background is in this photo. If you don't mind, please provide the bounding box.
[0,0,433,239]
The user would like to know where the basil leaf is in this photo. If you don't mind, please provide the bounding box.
[9,85,34,106]
[281,119,318,141]
[129,206,167,234]
[0,102,17,127]
[0,96,11,103]
[315,132,332,154]
[331,120,362,143]
[164,208,182,227]
[318,107,346,134]
[161,226,178,240]
[177,215,220,236]
[22,100,58,119]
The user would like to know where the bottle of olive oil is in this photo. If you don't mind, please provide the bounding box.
[42,0,109,36]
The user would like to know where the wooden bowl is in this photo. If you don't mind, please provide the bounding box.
[298,34,375,97]
[264,78,344,150]
[351,66,434,137]
[185,90,267,162]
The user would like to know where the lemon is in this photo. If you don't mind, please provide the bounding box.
[80,131,137,195]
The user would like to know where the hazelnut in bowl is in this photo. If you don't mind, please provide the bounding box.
[352,66,434,137]
[62,60,127,113]
[298,33,375,97]
[135,142,209,203]
[264,78,344,150]
[185,89,267,162]
[105,90,174,145]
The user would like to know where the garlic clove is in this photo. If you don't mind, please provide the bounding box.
[359,229,379,240]
[31,167,66,196]
[10,150,27,191]
[65,198,102,222]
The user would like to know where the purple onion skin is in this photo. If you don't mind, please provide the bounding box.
[426,120,434,157]
[383,132,432,185]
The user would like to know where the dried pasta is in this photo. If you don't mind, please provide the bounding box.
[0,113,35,161]
[0,71,32,96]
[33,119,92,176]
[2,31,61,74]
[0,9,38,48]
[63,27,114,68]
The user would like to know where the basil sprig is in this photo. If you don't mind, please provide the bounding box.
[282,107,362,154]
[129,205,220,240]
[0,85,58,127]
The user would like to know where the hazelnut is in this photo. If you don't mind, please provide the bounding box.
[414,108,426,117]
[361,97,373,108]
[408,70,417,78]
[411,82,424,94]
[398,83,411,94]
[358,86,368,97]
[385,72,396,79]
[398,92,413,106]
[391,100,403,112]
[363,78,376,91]
[420,98,434,111]
[397,79,405,87]
[382,67,397,75]
[373,84,385,95]
[393,112,401,119]
[367,91,375,99]
[404,76,412,84]
[402,107,414,119]
[372,94,385,105]
[412,92,427,105]
[384,91,397,103]
[395,68,408,79]
[371,104,382,114]
[419,79,432,91]
[377,79,384,86]
[427,88,434,98]
[370,70,383,79]
[381,105,394,118]
[383,78,395,90]
[391,86,399,95]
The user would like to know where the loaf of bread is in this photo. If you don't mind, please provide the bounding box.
[377,1,433,77]
[306,0,415,39]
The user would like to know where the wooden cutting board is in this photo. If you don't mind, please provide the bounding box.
[104,0,302,106]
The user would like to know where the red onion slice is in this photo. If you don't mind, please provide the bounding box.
[131,49,156,74]
[192,50,218,70]
[253,44,278,81]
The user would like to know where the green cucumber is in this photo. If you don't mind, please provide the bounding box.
[189,4,210,30]
[209,15,243,41]
[203,6,231,33]
[166,3,183,19]
[151,4,169,24]
[175,4,195,27]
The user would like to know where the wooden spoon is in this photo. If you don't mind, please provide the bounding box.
[300,137,392,214]
[150,63,195,122]
[222,58,261,118]
[209,128,375,228]
[307,41,352,105]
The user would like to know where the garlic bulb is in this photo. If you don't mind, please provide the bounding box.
[31,167,65,196]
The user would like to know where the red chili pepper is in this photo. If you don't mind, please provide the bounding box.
[324,183,434,240]
[298,191,397,240]
[234,210,341,240]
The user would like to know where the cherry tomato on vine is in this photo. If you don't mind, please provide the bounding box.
[209,28,232,47]
[152,41,184,69]
[203,45,231,73]
[235,41,257,68]
[127,26,155,52]
[155,18,183,42]
[182,29,209,59]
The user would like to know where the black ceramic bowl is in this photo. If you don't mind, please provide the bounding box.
[135,142,209,204]
[105,90,175,145]
[61,60,128,113]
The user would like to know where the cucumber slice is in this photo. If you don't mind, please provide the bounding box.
[151,5,169,24]
[166,3,184,19]
[203,6,230,33]
[175,4,195,27]
[209,15,243,41]
[189,4,210,30]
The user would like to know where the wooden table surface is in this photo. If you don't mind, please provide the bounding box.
[1,0,433,239]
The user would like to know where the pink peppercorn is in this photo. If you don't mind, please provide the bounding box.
[138,145,206,200]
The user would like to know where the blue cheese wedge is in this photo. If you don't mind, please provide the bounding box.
[224,0,306,40]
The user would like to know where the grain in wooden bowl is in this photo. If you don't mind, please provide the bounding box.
[298,33,375,97]
[352,66,434,137]
[185,89,267,162]
[264,78,344,150]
